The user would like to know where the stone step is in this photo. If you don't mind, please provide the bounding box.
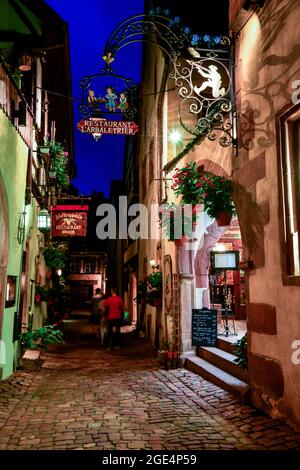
[217,337,238,355]
[19,349,41,371]
[197,346,249,383]
[185,355,250,403]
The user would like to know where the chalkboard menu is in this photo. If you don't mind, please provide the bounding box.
[192,308,218,347]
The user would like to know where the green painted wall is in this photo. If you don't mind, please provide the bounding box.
[0,110,28,379]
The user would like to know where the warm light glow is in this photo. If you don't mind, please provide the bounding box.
[149,259,156,267]
[6,284,10,301]
[18,55,31,72]
[57,269,62,276]
[214,243,227,252]
[169,128,182,145]
[38,209,51,230]
[241,13,261,80]
[92,133,102,141]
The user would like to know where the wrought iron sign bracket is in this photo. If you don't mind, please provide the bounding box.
[79,9,237,151]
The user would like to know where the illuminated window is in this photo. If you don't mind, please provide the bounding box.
[279,107,300,279]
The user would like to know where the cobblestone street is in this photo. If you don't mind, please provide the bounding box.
[0,319,300,451]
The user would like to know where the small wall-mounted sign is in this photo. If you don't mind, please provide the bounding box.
[77,119,139,136]
[51,205,89,238]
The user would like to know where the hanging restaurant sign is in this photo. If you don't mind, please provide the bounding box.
[51,205,89,238]
[79,73,137,121]
[77,118,139,136]
[99,10,234,148]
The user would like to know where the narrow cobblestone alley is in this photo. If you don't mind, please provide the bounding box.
[0,318,300,451]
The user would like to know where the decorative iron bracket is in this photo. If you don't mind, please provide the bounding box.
[80,9,236,149]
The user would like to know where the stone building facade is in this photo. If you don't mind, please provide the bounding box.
[135,0,300,429]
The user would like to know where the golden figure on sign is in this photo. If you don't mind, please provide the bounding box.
[102,51,115,66]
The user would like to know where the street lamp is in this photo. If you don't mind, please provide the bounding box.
[57,269,62,277]
[169,128,182,145]
[38,142,51,155]
[37,209,51,231]
[150,259,159,270]
[169,128,182,159]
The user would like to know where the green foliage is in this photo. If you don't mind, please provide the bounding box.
[11,68,22,88]
[42,243,67,270]
[158,203,195,241]
[234,333,248,370]
[49,140,69,188]
[171,163,236,220]
[198,175,236,220]
[172,162,202,204]
[135,271,162,307]
[35,285,48,303]
[20,325,64,351]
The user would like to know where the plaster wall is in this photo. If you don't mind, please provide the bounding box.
[138,44,169,347]
[0,110,28,379]
[231,0,300,428]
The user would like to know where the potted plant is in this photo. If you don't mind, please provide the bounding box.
[147,271,163,307]
[158,338,169,366]
[234,333,248,370]
[135,271,162,307]
[198,175,236,226]
[42,243,67,271]
[172,162,236,226]
[20,325,64,352]
[172,162,202,205]
[34,285,48,305]
[158,203,195,245]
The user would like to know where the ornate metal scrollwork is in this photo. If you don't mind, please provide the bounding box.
[80,9,235,148]
[79,71,137,120]
[171,47,233,146]
[103,13,189,62]
[17,211,26,245]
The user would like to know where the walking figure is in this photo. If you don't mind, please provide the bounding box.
[98,294,108,347]
[104,287,124,350]
[89,288,103,339]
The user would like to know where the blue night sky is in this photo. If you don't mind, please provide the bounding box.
[46,0,144,197]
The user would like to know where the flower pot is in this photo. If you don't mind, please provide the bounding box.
[174,235,187,246]
[192,204,201,216]
[216,211,232,227]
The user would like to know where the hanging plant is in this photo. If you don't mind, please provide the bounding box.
[171,162,236,225]
[49,141,70,188]
[172,162,202,205]
[158,203,195,242]
[135,271,162,307]
[198,174,236,223]
[42,243,67,271]
[35,285,48,304]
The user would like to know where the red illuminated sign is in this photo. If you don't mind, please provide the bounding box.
[77,119,139,136]
[51,205,88,238]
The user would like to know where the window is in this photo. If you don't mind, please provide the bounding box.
[5,276,17,308]
[279,107,300,280]
[70,257,81,273]
[84,257,96,274]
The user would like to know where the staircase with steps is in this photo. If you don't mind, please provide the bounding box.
[185,336,250,403]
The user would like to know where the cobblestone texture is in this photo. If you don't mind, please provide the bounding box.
[0,318,300,450]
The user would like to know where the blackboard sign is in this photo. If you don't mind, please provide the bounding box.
[192,308,218,347]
